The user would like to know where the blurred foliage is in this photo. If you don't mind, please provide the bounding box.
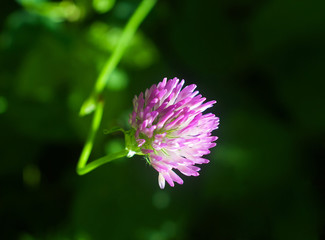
[1,0,325,240]
[93,0,115,14]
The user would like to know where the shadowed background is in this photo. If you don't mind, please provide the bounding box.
[1,0,324,239]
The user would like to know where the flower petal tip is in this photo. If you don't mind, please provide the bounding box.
[158,173,165,189]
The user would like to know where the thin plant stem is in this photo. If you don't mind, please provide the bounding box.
[77,0,156,175]
[77,99,105,175]
[95,0,157,95]
[77,149,129,175]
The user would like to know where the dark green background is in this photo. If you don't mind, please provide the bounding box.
[1,0,324,239]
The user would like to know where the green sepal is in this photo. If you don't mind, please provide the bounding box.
[124,129,144,157]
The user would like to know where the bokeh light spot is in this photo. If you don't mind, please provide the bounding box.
[0,96,8,114]
[106,69,129,91]
[23,164,41,189]
[93,0,115,14]
[105,139,124,155]
[19,233,35,240]
[149,232,165,240]
[161,221,176,238]
[152,191,170,209]
[75,231,92,240]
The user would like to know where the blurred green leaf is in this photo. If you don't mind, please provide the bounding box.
[18,0,81,22]
[87,21,158,69]
[79,97,96,116]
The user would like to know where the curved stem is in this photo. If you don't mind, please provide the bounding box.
[77,99,104,174]
[77,149,129,175]
[77,0,156,175]
[77,99,129,175]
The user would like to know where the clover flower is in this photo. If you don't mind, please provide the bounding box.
[129,77,219,189]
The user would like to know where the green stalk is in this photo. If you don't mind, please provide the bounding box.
[77,0,156,175]
[95,0,157,95]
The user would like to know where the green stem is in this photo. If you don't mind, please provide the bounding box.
[77,99,105,174]
[95,0,157,95]
[76,96,130,176]
[77,0,156,175]
[77,149,129,175]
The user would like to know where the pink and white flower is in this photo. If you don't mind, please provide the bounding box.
[129,77,219,189]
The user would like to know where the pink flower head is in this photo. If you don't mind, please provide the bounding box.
[129,77,219,189]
